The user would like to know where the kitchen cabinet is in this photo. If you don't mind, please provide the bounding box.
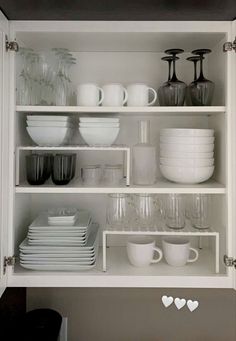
[0,13,236,293]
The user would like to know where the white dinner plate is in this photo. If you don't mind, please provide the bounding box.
[20,263,96,271]
[20,255,95,261]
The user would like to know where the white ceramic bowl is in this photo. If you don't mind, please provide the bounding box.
[27,115,71,122]
[160,158,214,167]
[27,120,73,128]
[80,117,119,123]
[79,122,120,128]
[160,165,214,184]
[160,150,214,159]
[160,136,215,145]
[26,127,71,146]
[160,143,214,153]
[79,127,120,146]
[160,129,214,137]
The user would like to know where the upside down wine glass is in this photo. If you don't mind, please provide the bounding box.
[189,49,214,106]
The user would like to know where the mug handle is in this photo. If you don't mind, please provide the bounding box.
[151,246,163,263]
[148,87,157,106]
[97,88,104,105]
[187,247,199,263]
[122,88,128,105]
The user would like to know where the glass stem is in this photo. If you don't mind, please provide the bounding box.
[199,56,204,80]
[194,61,197,81]
[168,60,171,81]
[171,57,177,81]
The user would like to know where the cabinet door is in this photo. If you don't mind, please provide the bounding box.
[0,10,9,297]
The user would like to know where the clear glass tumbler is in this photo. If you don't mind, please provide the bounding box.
[133,194,159,229]
[165,194,185,229]
[81,165,101,186]
[106,194,130,228]
[190,194,211,229]
[103,164,123,186]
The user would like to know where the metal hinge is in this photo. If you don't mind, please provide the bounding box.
[223,37,236,52]
[5,36,19,52]
[224,255,236,268]
[3,256,16,274]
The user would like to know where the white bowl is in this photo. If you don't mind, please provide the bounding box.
[80,117,119,123]
[79,122,120,128]
[160,158,214,167]
[160,165,214,184]
[79,127,120,146]
[160,129,214,137]
[27,115,71,122]
[26,127,71,146]
[160,136,214,145]
[160,150,214,159]
[160,143,214,153]
[27,120,73,128]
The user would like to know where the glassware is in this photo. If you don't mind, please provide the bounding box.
[103,164,123,186]
[189,49,214,106]
[81,165,101,186]
[190,194,211,229]
[17,48,33,105]
[106,194,130,228]
[133,194,159,229]
[26,154,47,185]
[165,194,185,229]
[158,55,175,106]
[132,120,157,185]
[52,154,74,185]
[44,154,53,180]
[158,49,187,106]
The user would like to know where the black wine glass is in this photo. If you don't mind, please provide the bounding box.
[158,56,175,106]
[189,49,214,106]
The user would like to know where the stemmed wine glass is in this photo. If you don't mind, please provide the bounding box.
[186,56,201,105]
[158,56,176,106]
[188,49,214,106]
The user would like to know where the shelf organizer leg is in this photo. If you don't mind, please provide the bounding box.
[15,147,20,186]
[103,231,107,272]
[126,148,131,186]
[215,233,219,274]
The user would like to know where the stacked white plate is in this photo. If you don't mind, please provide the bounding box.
[160,129,215,184]
[19,209,99,271]
[79,117,120,146]
[26,115,74,146]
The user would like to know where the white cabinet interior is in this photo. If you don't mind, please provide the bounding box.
[4,21,235,288]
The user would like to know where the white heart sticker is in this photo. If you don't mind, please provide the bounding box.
[187,300,199,312]
[174,297,186,310]
[162,295,174,308]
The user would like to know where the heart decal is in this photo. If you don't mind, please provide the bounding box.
[187,300,199,312]
[174,297,186,310]
[162,295,174,308]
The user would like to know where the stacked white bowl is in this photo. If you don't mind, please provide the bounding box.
[26,115,74,146]
[79,117,120,146]
[160,129,215,184]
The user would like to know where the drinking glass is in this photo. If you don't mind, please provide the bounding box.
[103,164,123,186]
[165,194,185,229]
[17,47,33,105]
[106,194,130,228]
[81,165,101,186]
[190,194,211,229]
[26,154,47,185]
[52,154,74,185]
[158,55,174,106]
[133,194,159,229]
[44,154,53,180]
[189,49,214,106]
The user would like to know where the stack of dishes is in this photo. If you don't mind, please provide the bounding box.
[19,209,99,271]
[160,129,215,184]
[26,115,74,146]
[79,117,120,146]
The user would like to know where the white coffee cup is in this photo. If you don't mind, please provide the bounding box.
[77,83,104,106]
[127,83,157,106]
[162,237,199,267]
[127,236,163,267]
[102,83,128,106]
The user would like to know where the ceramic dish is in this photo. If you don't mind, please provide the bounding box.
[79,117,119,123]
[160,158,214,167]
[160,143,214,153]
[160,165,214,184]
[79,127,120,146]
[160,136,215,145]
[160,129,214,137]
[160,150,214,159]
[26,127,72,146]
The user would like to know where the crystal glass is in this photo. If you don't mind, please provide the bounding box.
[26,154,47,185]
[158,55,174,106]
[189,49,214,106]
[190,194,211,229]
[17,48,33,105]
[133,194,160,229]
[81,165,101,186]
[106,194,130,228]
[103,164,123,186]
[52,154,74,185]
[158,49,186,106]
[165,193,185,229]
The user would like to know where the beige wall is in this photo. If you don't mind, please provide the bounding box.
[27,288,236,341]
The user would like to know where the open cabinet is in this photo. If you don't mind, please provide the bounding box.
[0,14,236,293]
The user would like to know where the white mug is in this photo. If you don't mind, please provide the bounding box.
[127,83,157,106]
[162,237,199,267]
[127,236,163,267]
[102,83,128,107]
[77,83,104,106]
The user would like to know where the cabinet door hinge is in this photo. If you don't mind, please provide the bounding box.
[5,36,19,52]
[223,37,236,52]
[4,256,16,274]
[223,255,236,268]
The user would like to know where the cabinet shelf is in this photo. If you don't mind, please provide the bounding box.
[15,179,226,194]
[16,105,226,115]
